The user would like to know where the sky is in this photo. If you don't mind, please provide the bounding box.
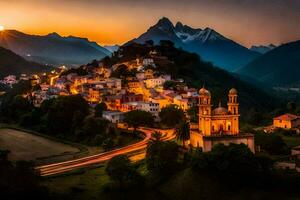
[0,0,299,47]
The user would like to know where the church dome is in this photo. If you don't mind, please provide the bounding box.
[199,87,211,96]
[229,88,238,95]
[213,102,229,115]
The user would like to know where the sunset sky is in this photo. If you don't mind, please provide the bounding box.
[0,0,299,47]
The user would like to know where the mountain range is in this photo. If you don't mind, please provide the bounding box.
[237,40,300,86]
[0,30,110,66]
[250,44,277,54]
[0,46,52,78]
[104,45,120,53]
[126,17,261,71]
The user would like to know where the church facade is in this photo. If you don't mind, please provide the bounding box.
[190,87,255,152]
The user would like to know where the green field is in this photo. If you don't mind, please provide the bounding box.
[43,166,110,200]
[0,128,81,164]
[43,164,165,200]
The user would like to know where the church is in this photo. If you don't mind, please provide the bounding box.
[189,87,255,152]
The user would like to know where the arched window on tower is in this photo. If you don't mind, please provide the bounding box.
[228,125,231,131]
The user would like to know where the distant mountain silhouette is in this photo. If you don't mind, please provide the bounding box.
[237,40,300,86]
[0,30,110,66]
[250,44,277,54]
[126,17,260,71]
[104,45,120,53]
[0,46,52,78]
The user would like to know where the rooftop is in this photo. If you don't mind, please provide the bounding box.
[274,113,299,121]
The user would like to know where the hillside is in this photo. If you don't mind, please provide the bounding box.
[99,42,277,115]
[126,17,260,71]
[237,40,300,86]
[0,30,110,66]
[0,46,52,78]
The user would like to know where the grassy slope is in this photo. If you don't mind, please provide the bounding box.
[43,166,109,200]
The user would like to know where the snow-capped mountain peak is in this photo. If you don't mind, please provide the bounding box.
[175,25,227,43]
[126,17,259,71]
[250,44,277,54]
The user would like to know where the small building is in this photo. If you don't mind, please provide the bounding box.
[87,88,101,103]
[273,113,300,129]
[121,101,160,118]
[103,111,124,124]
[142,58,155,67]
[144,75,170,89]
[1,75,17,86]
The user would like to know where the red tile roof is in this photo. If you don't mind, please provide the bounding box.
[274,113,299,121]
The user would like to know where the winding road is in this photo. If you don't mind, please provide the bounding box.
[36,128,174,176]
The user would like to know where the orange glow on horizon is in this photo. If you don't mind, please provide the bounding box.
[0,1,299,47]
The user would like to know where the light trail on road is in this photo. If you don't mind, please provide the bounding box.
[36,128,175,177]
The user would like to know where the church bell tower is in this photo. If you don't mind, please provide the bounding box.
[198,87,212,135]
[227,88,239,134]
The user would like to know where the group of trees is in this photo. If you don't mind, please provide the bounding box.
[123,110,154,132]
[0,84,121,149]
[0,150,49,199]
[105,139,282,194]
[159,104,186,127]
[254,130,290,155]
[105,155,143,189]
[0,80,33,122]
[190,143,274,186]
[105,138,180,189]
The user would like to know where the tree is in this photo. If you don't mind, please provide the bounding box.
[124,110,154,132]
[146,141,179,176]
[255,132,290,155]
[174,121,190,148]
[187,106,198,122]
[105,155,141,188]
[163,80,177,90]
[151,131,162,142]
[0,150,49,199]
[94,102,107,117]
[46,95,89,134]
[159,104,186,127]
[82,116,109,140]
[103,138,114,151]
[190,143,272,185]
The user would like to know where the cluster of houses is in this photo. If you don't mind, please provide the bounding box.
[25,51,200,123]
[0,74,41,88]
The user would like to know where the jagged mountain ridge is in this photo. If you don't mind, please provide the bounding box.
[250,44,277,54]
[126,17,260,71]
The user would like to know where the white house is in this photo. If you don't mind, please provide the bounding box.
[103,111,125,123]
